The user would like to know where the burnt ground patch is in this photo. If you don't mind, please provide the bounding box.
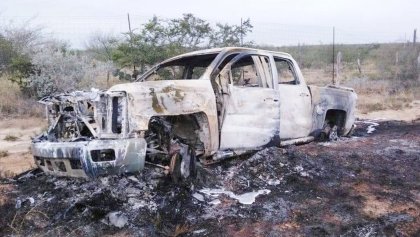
[0,119,419,236]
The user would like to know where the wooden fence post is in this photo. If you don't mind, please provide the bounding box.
[336,51,342,84]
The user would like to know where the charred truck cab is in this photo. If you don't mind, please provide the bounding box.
[32,47,357,178]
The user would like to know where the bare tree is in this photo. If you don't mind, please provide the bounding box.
[1,18,44,55]
[85,31,119,86]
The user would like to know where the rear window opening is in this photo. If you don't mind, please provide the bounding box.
[143,53,218,81]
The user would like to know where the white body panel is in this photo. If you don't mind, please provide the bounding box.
[278,84,312,139]
[220,86,280,149]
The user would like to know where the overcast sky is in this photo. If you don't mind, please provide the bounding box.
[1,0,419,48]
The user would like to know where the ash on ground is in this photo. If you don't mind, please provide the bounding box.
[0,119,419,236]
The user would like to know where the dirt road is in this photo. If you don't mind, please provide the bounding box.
[0,118,419,236]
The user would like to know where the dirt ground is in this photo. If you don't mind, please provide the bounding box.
[0,118,44,177]
[357,100,420,122]
[0,113,419,236]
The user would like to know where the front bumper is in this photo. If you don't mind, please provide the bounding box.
[32,138,147,178]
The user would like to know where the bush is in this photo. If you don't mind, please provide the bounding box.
[0,77,43,117]
[4,135,19,141]
[25,42,115,98]
[0,150,8,158]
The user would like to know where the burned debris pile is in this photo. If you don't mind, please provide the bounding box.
[1,120,419,236]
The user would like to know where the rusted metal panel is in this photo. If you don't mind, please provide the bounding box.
[109,80,219,155]
[309,85,357,136]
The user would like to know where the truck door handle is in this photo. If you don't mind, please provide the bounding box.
[300,93,309,97]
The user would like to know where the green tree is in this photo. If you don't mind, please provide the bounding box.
[0,33,36,88]
[167,13,212,49]
[0,34,16,74]
[111,14,253,80]
[209,18,253,47]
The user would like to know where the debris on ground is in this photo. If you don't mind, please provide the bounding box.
[0,119,419,236]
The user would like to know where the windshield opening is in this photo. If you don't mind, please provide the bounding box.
[143,53,218,81]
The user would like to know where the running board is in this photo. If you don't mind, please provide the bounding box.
[280,136,314,147]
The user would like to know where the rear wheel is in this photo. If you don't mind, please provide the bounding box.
[320,123,339,141]
[328,125,338,141]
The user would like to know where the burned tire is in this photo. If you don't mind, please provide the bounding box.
[328,125,338,141]
[169,144,196,182]
[319,123,339,141]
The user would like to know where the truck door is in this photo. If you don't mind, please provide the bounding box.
[274,57,312,139]
[214,53,280,150]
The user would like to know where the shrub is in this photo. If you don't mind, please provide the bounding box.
[4,135,19,141]
[0,78,43,117]
[0,150,8,158]
[25,42,115,98]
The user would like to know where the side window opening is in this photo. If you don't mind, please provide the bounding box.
[228,55,273,88]
[217,54,238,71]
[190,66,206,78]
[258,56,273,88]
[147,66,185,81]
[231,56,260,87]
[275,58,298,85]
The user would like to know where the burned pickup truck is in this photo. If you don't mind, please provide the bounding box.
[32,47,357,179]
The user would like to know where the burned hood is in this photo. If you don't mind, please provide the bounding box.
[108,80,218,131]
[39,89,103,105]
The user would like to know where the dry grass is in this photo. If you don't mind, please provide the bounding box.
[343,78,418,114]
[0,170,15,178]
[172,224,190,237]
[303,67,420,114]
[0,150,8,158]
[4,135,19,142]
[0,118,45,131]
[78,74,121,90]
[8,207,49,234]
[0,78,44,118]
[0,74,121,119]
[356,90,416,114]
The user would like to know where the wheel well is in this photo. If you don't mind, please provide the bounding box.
[324,109,347,135]
[145,112,210,164]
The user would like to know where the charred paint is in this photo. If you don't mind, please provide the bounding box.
[149,88,164,113]
[32,47,357,179]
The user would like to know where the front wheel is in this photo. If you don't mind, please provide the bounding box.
[328,125,338,141]
[169,144,196,182]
